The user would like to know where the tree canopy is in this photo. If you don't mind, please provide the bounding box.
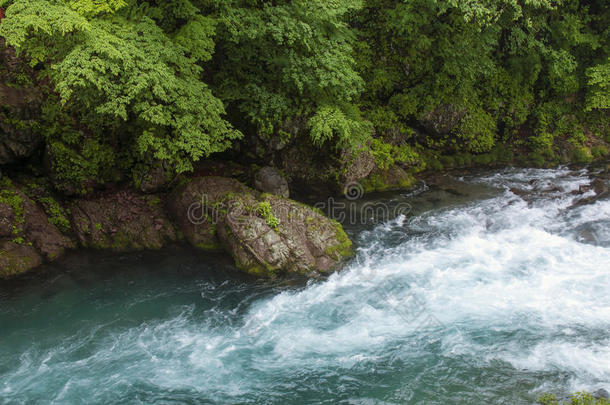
[0,0,608,189]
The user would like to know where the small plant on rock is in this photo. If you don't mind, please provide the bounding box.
[256,201,279,231]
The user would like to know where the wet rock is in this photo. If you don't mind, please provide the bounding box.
[575,178,607,196]
[254,166,290,198]
[570,176,610,208]
[594,388,609,399]
[70,189,176,251]
[577,184,592,194]
[591,178,608,195]
[509,187,530,199]
[166,176,252,250]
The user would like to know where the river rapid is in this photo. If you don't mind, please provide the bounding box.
[1,166,609,404]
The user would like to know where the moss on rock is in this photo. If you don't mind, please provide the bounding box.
[360,165,417,193]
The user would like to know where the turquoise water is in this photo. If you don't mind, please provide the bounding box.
[1,167,609,404]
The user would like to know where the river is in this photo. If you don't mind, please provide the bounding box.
[1,166,609,404]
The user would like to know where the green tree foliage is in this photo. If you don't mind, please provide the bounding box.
[586,59,610,110]
[0,0,608,192]
[208,0,370,148]
[0,0,240,176]
[355,0,609,161]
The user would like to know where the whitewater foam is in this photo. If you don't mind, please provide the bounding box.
[0,167,608,404]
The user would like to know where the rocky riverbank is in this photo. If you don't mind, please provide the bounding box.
[4,158,609,280]
[0,164,360,279]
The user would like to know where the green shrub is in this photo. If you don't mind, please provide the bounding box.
[370,139,419,170]
[256,201,280,231]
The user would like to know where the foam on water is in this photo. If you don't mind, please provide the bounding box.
[0,167,609,404]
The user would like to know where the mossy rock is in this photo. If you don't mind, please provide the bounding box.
[166,176,254,251]
[0,177,74,277]
[360,165,417,194]
[207,182,353,278]
[70,190,176,252]
[0,241,43,278]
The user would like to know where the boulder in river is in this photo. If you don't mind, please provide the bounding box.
[167,176,252,250]
[167,176,353,277]
[217,193,352,278]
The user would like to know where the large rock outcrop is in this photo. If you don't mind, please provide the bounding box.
[167,176,252,250]
[70,189,177,251]
[0,178,74,278]
[167,176,353,277]
[1,173,353,279]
